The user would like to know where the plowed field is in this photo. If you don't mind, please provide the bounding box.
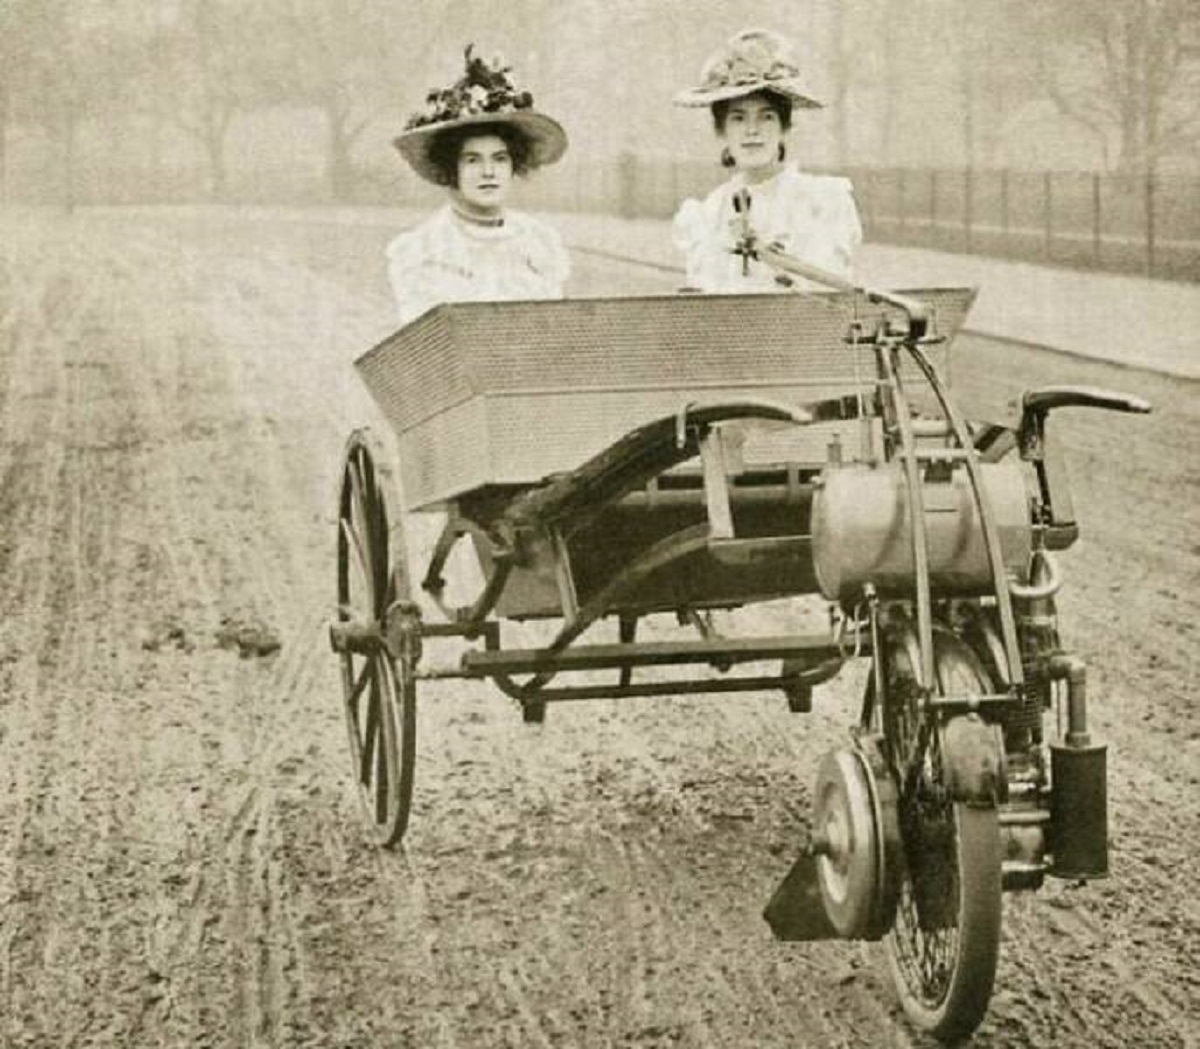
[0,207,1196,1048]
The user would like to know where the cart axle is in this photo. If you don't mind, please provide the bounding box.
[458,634,859,678]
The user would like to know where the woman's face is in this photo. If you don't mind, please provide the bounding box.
[455,133,514,212]
[719,95,786,173]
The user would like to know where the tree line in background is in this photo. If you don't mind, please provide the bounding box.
[0,0,1197,203]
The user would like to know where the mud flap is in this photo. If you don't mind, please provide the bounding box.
[762,852,841,942]
[941,715,1006,805]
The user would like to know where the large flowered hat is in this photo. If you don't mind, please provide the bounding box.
[674,29,823,109]
[394,46,568,184]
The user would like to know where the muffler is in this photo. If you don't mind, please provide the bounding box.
[1047,654,1108,880]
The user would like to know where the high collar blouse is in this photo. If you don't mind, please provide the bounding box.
[672,165,863,293]
[386,205,570,326]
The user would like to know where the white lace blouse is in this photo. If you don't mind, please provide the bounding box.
[386,205,570,325]
[672,166,862,293]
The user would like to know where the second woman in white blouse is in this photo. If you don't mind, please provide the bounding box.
[388,47,570,325]
[672,29,862,293]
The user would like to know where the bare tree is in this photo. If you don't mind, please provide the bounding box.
[876,0,904,165]
[911,0,1041,169]
[252,0,408,200]
[3,0,133,208]
[826,0,856,166]
[148,0,249,197]
[0,0,32,196]
[1032,0,1200,172]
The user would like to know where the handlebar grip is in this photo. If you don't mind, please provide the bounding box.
[865,289,931,331]
[1022,385,1152,416]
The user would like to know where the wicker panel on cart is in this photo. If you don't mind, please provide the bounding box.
[355,290,976,510]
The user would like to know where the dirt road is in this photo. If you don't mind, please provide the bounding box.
[0,207,1196,1048]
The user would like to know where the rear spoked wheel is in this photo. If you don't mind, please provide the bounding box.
[882,627,1002,1043]
[336,429,416,848]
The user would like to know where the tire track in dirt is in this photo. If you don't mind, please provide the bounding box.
[0,224,271,1044]
[110,220,420,1046]
[0,215,332,1045]
[0,246,107,1043]
[110,225,365,1044]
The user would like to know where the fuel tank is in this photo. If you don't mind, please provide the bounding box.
[811,461,1032,602]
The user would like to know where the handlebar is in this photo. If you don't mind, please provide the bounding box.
[1022,386,1152,416]
[1018,384,1152,462]
[753,244,932,339]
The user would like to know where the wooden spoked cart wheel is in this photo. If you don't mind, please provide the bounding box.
[334,428,416,848]
[881,625,1003,1043]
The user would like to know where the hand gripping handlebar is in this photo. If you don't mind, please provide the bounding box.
[731,189,931,338]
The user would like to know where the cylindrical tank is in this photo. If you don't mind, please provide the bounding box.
[811,461,1032,602]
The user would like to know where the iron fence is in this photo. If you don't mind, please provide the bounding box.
[4,146,1197,281]
[525,155,1200,282]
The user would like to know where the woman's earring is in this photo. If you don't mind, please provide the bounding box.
[720,146,735,168]
[777,143,786,161]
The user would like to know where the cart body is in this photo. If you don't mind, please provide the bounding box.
[357,291,973,512]
[355,291,1004,622]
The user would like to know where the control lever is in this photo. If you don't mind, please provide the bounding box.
[732,188,754,276]
[745,236,932,339]
[730,194,932,338]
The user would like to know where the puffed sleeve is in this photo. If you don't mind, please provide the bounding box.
[537,222,571,295]
[386,226,440,326]
[671,197,701,254]
[672,191,732,291]
[805,177,863,281]
[510,213,570,297]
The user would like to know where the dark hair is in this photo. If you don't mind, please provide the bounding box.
[711,90,793,134]
[426,123,534,187]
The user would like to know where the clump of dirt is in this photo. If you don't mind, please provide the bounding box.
[215,614,281,658]
[140,619,194,653]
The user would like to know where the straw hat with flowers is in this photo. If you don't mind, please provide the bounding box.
[674,29,823,110]
[395,46,568,185]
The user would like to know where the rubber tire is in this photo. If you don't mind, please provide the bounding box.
[886,802,1002,1043]
[881,628,1003,1043]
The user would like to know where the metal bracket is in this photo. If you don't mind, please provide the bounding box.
[699,429,735,540]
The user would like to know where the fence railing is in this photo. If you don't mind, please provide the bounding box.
[847,166,1198,283]
[5,149,1198,281]
[520,155,1200,282]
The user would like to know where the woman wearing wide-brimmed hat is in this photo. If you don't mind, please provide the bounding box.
[672,29,862,293]
[387,47,570,325]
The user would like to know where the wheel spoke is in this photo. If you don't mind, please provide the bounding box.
[359,447,393,605]
[345,658,371,715]
[340,517,373,609]
[347,456,383,606]
[887,634,957,1006]
[373,663,391,823]
[360,662,380,786]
